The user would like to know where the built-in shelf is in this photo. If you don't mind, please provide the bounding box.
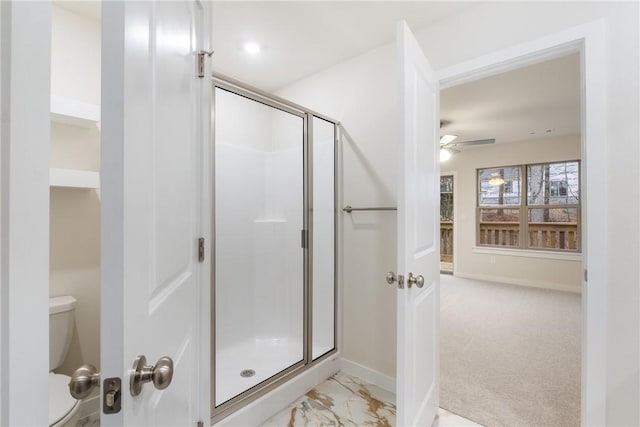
[50,168,100,189]
[50,96,100,128]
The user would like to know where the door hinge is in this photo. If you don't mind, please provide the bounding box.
[197,422,204,427]
[584,269,588,282]
[198,237,205,262]
[301,229,307,249]
[197,50,214,78]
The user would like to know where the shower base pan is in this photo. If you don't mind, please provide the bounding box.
[215,337,333,406]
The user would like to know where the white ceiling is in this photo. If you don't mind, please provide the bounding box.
[441,53,580,146]
[211,2,580,146]
[55,1,580,147]
[54,0,101,22]
[211,1,473,91]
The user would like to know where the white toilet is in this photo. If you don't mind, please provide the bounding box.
[49,296,82,427]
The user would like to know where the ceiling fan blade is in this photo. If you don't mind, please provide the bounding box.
[440,134,458,146]
[451,138,496,146]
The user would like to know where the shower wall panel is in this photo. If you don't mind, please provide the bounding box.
[263,148,304,342]
[215,143,265,349]
[215,149,304,347]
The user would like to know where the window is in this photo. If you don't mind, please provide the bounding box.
[504,180,514,194]
[550,180,568,197]
[478,166,521,247]
[477,161,580,252]
[440,175,454,221]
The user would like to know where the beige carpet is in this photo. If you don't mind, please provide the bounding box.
[440,275,581,427]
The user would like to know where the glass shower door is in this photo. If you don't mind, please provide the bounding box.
[214,87,305,407]
[311,117,336,360]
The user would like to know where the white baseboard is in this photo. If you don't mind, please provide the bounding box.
[454,271,581,294]
[340,358,395,393]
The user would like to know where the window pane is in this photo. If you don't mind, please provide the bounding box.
[528,208,579,251]
[480,208,520,222]
[440,175,453,193]
[440,175,454,221]
[478,167,520,206]
[527,161,579,205]
[478,208,520,247]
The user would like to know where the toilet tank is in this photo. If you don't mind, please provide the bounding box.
[49,296,77,371]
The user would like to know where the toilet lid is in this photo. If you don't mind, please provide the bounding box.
[49,373,79,426]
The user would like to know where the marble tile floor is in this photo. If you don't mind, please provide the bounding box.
[260,371,482,427]
[74,371,481,427]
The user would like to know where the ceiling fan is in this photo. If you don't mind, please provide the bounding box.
[439,120,495,161]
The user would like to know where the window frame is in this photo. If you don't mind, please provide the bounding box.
[476,160,581,253]
[476,164,523,248]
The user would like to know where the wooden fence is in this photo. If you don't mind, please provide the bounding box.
[440,221,453,262]
[477,221,579,250]
[440,221,579,260]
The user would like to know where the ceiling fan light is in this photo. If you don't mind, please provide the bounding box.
[440,134,458,146]
[440,148,452,162]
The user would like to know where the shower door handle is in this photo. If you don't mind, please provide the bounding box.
[130,355,174,396]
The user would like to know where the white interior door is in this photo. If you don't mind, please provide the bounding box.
[396,20,440,427]
[101,1,211,425]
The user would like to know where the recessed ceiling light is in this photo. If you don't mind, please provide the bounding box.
[243,42,261,55]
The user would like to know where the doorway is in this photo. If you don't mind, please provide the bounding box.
[438,51,585,426]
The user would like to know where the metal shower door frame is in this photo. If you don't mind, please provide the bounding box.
[210,73,340,423]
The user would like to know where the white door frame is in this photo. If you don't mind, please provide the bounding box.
[0,1,52,425]
[436,20,607,426]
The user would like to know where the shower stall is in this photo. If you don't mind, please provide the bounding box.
[212,76,338,420]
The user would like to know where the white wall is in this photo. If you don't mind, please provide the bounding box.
[277,2,639,425]
[278,41,399,381]
[51,5,100,104]
[446,135,582,292]
[50,5,101,375]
